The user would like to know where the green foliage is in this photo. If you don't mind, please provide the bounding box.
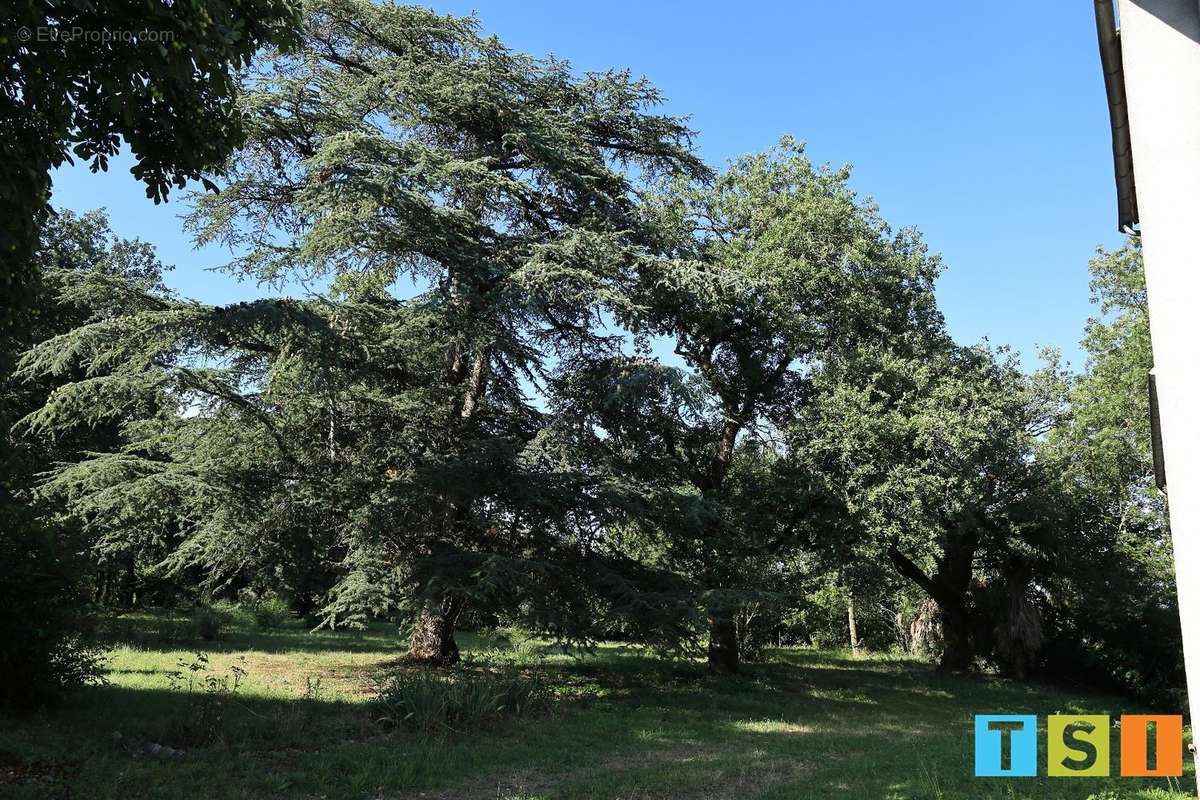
[793,336,1068,672]
[0,211,172,710]
[549,139,943,670]
[0,511,105,710]
[494,626,544,663]
[212,599,252,626]
[252,596,291,629]
[372,667,546,735]
[0,212,143,705]
[0,0,301,356]
[1042,241,1183,703]
[164,652,248,746]
[7,2,1186,712]
[191,606,226,642]
[2,0,301,200]
[25,0,708,664]
[2,2,305,702]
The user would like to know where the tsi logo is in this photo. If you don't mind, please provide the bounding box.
[973,714,1184,778]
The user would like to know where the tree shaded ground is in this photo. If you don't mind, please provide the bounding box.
[1,614,1192,800]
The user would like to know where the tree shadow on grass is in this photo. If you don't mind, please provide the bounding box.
[99,620,406,656]
[768,648,1152,718]
[7,633,1185,800]
[3,648,1191,800]
[2,679,690,800]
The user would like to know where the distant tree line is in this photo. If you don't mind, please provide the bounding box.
[1,0,1182,708]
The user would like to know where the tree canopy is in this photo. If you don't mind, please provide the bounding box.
[4,0,1184,712]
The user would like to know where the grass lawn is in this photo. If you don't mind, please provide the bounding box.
[1,612,1193,800]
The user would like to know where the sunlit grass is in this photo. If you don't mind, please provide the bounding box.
[0,610,1193,799]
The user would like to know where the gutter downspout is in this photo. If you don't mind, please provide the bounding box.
[1095,0,1140,232]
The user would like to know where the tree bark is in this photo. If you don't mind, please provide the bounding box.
[699,405,746,674]
[933,533,977,672]
[707,612,739,674]
[887,536,978,673]
[707,418,741,489]
[937,599,974,672]
[847,590,859,654]
[408,596,463,665]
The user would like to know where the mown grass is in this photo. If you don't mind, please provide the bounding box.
[0,610,1193,799]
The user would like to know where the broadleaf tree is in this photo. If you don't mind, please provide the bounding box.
[612,139,942,672]
[1041,241,1183,699]
[1,0,302,332]
[794,338,1067,673]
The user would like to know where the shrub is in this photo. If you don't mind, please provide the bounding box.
[373,668,545,735]
[496,626,542,662]
[253,596,291,629]
[211,599,252,627]
[191,606,225,641]
[0,513,105,710]
[155,616,192,644]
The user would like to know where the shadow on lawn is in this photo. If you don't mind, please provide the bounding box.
[97,613,406,655]
[79,683,364,741]
[5,646,1190,800]
[96,615,1130,724]
[0,683,375,800]
[768,648,1142,716]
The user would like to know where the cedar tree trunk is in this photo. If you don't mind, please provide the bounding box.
[408,596,463,665]
[703,415,743,674]
[707,612,739,674]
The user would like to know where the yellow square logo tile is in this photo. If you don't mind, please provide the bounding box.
[1048,715,1110,777]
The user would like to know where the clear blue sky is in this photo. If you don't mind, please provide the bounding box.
[50,0,1123,371]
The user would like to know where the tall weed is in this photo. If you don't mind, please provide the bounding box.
[373,668,545,735]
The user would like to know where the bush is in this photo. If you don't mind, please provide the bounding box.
[253,597,291,629]
[495,626,542,662]
[373,668,545,735]
[191,606,225,641]
[0,512,105,710]
[211,599,251,625]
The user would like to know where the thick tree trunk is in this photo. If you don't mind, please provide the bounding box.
[887,536,978,672]
[707,612,739,674]
[408,596,463,665]
[698,410,745,675]
[937,598,974,672]
[991,568,1044,680]
[933,534,977,672]
[707,418,741,489]
[847,591,859,654]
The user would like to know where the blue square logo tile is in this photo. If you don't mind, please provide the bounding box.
[975,714,1038,777]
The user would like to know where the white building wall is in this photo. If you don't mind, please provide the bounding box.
[1119,0,1200,729]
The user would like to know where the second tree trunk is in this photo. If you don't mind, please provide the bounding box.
[707,612,739,674]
